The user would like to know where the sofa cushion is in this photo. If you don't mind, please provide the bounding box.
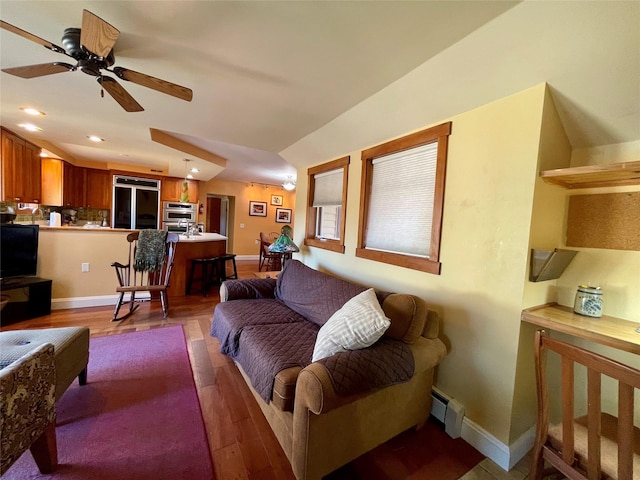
[275,260,367,327]
[211,299,307,357]
[234,321,318,402]
[382,294,427,344]
[312,288,390,362]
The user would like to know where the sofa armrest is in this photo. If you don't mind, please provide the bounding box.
[295,336,447,416]
[220,278,277,302]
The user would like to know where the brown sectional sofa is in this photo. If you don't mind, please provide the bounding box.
[210,260,447,480]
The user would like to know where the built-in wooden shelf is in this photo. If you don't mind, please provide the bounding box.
[522,303,640,355]
[540,160,640,189]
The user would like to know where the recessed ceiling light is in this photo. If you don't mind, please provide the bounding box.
[87,135,105,142]
[186,174,194,179]
[190,168,199,173]
[18,123,42,132]
[20,107,45,116]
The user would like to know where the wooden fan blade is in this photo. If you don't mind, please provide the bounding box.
[113,67,193,102]
[1,20,68,55]
[98,76,144,112]
[2,62,74,79]
[81,9,119,58]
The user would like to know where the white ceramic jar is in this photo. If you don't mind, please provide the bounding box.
[573,285,603,317]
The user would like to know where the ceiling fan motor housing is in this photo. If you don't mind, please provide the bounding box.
[61,27,115,75]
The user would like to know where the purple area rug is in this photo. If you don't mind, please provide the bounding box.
[4,325,214,479]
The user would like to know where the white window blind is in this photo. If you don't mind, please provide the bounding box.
[312,168,343,207]
[365,142,437,258]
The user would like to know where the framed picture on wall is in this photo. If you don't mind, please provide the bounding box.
[275,208,292,223]
[271,194,283,206]
[249,201,267,217]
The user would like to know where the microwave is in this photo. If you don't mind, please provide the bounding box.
[162,201,197,222]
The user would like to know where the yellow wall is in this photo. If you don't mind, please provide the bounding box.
[198,178,296,256]
[37,229,131,299]
[512,86,572,443]
[283,79,639,456]
[286,85,547,445]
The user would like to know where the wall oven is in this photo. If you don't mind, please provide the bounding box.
[162,201,197,223]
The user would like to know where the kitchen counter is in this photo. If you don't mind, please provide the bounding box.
[34,227,227,302]
[176,233,227,242]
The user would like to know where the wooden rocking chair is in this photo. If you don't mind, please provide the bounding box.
[110,231,179,322]
[531,329,640,480]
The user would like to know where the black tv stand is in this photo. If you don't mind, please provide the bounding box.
[1,276,52,323]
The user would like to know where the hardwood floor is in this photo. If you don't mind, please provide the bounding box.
[1,260,486,480]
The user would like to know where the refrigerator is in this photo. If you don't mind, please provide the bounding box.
[112,176,160,230]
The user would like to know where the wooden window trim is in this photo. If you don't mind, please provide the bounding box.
[356,122,451,274]
[304,156,350,254]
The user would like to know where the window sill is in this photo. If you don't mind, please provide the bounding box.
[355,248,441,274]
[304,238,345,253]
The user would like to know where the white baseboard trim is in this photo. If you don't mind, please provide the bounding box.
[235,255,259,261]
[508,424,536,470]
[460,417,535,471]
[51,293,151,310]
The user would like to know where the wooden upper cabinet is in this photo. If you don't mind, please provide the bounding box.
[43,161,111,208]
[161,177,199,203]
[41,158,64,206]
[85,168,112,209]
[62,162,86,208]
[1,127,42,203]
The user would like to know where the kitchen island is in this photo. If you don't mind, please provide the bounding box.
[170,233,227,297]
[35,227,226,307]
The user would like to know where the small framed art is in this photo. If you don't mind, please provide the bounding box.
[271,194,283,206]
[249,201,267,217]
[275,208,292,223]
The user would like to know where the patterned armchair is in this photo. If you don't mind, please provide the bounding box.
[0,343,57,475]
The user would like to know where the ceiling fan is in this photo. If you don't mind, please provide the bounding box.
[0,9,193,112]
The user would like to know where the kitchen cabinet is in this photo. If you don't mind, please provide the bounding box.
[161,177,199,203]
[63,162,85,207]
[1,127,42,203]
[85,168,112,209]
[540,160,640,189]
[42,159,101,208]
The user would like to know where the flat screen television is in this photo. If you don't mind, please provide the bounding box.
[0,224,39,280]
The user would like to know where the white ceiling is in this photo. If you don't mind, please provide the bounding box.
[1,1,638,186]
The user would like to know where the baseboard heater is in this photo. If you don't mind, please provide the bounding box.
[430,387,465,438]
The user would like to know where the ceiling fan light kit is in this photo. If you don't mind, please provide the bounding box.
[1,9,193,112]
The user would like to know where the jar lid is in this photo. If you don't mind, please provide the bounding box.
[577,285,602,294]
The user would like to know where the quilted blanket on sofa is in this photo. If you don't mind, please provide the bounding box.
[234,322,318,402]
[318,338,415,396]
[211,298,307,356]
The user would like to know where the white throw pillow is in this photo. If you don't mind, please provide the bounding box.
[312,288,391,362]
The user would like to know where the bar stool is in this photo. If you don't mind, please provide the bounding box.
[217,254,238,282]
[186,257,219,297]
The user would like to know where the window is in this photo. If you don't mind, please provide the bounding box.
[305,156,349,253]
[356,122,451,274]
